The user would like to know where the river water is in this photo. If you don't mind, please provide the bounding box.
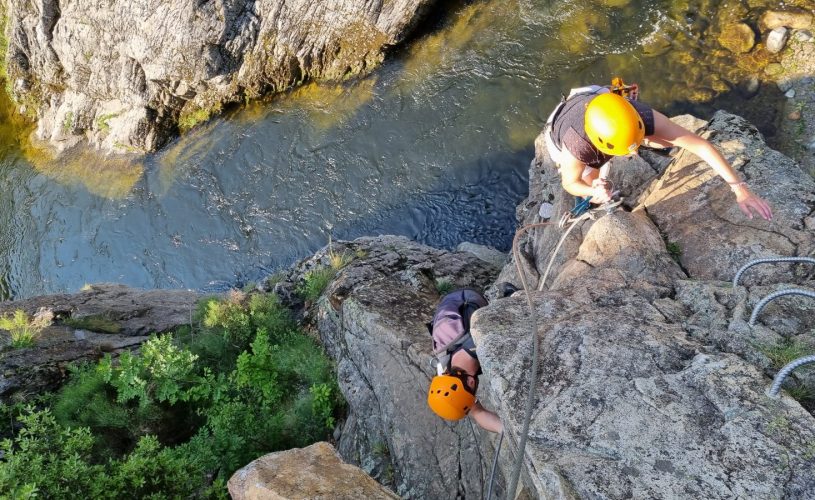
[0,0,794,299]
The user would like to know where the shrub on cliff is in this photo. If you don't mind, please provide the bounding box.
[0,292,342,498]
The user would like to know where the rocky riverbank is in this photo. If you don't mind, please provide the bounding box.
[2,0,437,154]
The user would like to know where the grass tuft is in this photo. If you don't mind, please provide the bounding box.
[435,279,454,295]
[0,309,53,348]
[298,266,336,302]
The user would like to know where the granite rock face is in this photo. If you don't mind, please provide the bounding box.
[0,284,199,403]
[467,109,815,498]
[279,235,503,498]
[641,111,815,284]
[228,442,400,500]
[5,0,437,153]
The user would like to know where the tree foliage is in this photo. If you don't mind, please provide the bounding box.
[0,293,343,498]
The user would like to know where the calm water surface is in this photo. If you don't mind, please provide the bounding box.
[0,0,791,299]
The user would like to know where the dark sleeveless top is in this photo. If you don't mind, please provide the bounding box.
[550,93,656,168]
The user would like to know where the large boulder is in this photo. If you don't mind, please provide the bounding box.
[0,284,199,402]
[5,0,438,154]
[228,442,399,500]
[717,23,757,54]
[299,235,502,498]
[471,207,815,498]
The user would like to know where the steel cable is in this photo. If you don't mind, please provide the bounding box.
[768,355,815,397]
[732,257,815,288]
[748,289,815,326]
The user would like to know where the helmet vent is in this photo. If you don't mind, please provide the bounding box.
[606,142,614,150]
[638,120,643,130]
[444,391,449,396]
[451,384,458,391]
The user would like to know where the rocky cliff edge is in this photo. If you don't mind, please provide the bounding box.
[295,110,815,498]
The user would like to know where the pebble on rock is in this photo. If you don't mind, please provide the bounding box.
[785,89,796,98]
[792,30,813,43]
[788,110,801,121]
[766,27,789,54]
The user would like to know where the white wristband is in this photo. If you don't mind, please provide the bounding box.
[728,181,747,192]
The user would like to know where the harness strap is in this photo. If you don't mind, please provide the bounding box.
[546,85,607,150]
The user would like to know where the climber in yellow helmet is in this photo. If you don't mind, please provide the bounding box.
[543,83,773,220]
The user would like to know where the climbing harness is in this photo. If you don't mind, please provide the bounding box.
[609,76,639,100]
[748,289,815,326]
[732,256,815,288]
[768,355,815,397]
[427,289,488,375]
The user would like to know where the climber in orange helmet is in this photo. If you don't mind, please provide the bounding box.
[543,83,773,221]
[426,288,504,433]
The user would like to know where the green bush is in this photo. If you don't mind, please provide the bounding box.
[298,266,336,301]
[0,293,342,498]
[100,334,199,406]
[200,293,295,347]
[0,408,223,499]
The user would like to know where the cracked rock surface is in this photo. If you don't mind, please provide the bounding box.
[0,283,200,403]
[469,110,815,498]
[277,235,502,498]
[5,0,436,153]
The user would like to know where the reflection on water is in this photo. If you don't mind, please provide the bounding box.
[0,0,794,299]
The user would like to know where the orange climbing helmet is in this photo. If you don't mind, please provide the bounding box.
[584,92,645,156]
[427,369,478,421]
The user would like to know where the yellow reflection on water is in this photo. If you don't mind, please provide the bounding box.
[281,77,378,132]
[29,143,144,199]
[395,2,488,92]
[0,90,142,199]
[156,126,219,196]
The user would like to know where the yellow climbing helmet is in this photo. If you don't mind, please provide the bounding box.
[427,371,477,421]
[584,92,645,156]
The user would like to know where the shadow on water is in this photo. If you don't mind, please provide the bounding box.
[663,82,787,142]
[311,147,531,251]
